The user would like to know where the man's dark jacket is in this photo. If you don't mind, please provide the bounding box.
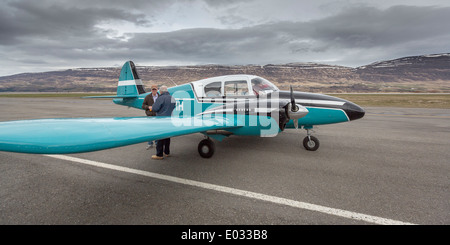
[142,93,159,116]
[151,92,176,116]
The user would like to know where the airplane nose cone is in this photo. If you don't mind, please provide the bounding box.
[343,102,365,121]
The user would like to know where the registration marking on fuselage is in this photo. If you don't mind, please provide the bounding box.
[45,154,415,225]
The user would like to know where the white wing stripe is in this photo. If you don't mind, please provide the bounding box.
[297,99,345,106]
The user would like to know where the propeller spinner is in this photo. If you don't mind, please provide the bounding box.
[286,85,308,119]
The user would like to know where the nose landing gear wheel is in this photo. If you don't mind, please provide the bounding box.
[198,138,215,158]
[303,136,320,151]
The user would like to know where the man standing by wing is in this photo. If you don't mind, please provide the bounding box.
[142,84,159,149]
[149,85,176,160]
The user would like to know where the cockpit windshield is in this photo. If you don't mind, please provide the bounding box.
[251,77,279,95]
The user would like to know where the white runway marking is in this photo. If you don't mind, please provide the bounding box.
[46,154,415,225]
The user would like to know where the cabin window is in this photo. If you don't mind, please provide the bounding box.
[251,77,278,95]
[224,80,249,96]
[204,81,222,97]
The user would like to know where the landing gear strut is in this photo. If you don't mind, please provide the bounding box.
[198,137,215,158]
[303,127,320,151]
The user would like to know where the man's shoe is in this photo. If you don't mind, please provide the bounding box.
[152,155,164,160]
[164,153,170,157]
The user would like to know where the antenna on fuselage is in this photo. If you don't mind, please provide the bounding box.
[167,77,178,87]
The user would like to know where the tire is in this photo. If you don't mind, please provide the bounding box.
[303,136,320,151]
[198,139,215,158]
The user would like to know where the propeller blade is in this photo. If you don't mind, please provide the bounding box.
[290,85,295,104]
[290,85,299,112]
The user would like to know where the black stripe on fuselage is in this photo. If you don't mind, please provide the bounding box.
[280,91,365,120]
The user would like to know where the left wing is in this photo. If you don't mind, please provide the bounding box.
[0,116,240,154]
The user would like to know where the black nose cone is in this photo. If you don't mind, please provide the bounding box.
[343,102,365,121]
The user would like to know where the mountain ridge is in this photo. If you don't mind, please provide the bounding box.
[1,53,449,93]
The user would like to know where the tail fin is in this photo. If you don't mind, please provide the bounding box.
[117,61,146,96]
[83,61,146,99]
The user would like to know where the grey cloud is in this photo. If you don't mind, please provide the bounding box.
[203,0,255,8]
[0,1,150,45]
[311,5,450,48]
[115,27,286,64]
[117,5,450,65]
[1,1,450,76]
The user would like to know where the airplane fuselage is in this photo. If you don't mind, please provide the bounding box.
[113,79,365,139]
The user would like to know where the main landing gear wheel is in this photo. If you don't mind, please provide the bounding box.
[198,138,215,158]
[303,136,320,151]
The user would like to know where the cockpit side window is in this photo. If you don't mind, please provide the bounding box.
[204,81,222,97]
[224,80,249,96]
[251,77,278,95]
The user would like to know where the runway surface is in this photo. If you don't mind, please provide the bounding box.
[0,97,449,225]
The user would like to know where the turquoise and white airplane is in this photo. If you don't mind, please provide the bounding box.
[0,61,365,158]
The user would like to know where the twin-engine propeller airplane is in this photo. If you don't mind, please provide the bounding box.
[0,61,365,158]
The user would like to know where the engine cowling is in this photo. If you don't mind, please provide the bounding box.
[278,102,308,131]
[286,103,309,120]
[277,85,309,131]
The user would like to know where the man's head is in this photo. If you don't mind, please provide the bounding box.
[159,85,168,94]
[151,84,158,94]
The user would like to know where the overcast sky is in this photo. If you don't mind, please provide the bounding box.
[1,0,450,76]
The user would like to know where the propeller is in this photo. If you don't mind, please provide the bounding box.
[286,85,309,128]
[278,85,309,131]
[290,85,299,112]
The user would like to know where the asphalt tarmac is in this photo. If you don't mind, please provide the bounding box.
[0,97,449,225]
